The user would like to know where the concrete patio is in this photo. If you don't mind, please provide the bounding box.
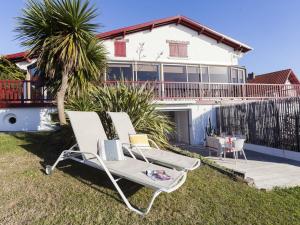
[184,146,300,190]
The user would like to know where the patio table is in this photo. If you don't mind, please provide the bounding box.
[206,136,236,158]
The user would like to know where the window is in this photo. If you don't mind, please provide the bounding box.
[164,65,187,82]
[231,68,245,83]
[209,66,230,83]
[169,42,188,58]
[231,68,238,83]
[106,63,133,81]
[238,70,245,83]
[187,66,201,82]
[201,67,209,83]
[135,64,159,81]
[114,40,126,57]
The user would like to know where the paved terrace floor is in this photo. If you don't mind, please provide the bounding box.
[182,145,300,190]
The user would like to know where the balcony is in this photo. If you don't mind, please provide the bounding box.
[0,80,53,108]
[104,81,300,103]
[1,80,300,108]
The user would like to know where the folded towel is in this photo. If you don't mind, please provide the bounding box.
[146,170,171,181]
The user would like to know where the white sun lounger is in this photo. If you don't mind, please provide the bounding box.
[46,111,187,216]
[107,112,200,171]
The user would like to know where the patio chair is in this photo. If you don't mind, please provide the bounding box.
[45,111,187,216]
[225,138,247,161]
[107,112,200,171]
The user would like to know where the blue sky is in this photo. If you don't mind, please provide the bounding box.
[1,0,300,76]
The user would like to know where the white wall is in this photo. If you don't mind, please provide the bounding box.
[103,24,243,66]
[0,107,56,131]
[189,104,217,145]
[16,60,36,71]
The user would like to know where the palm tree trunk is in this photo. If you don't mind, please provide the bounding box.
[57,72,68,125]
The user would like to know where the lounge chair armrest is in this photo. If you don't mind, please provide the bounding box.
[122,143,137,160]
[122,143,149,163]
[65,150,101,160]
[64,150,122,180]
[148,139,160,150]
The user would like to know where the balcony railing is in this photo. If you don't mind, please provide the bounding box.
[1,80,300,108]
[0,80,53,107]
[104,81,300,101]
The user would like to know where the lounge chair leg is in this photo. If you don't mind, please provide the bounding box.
[143,190,162,215]
[123,190,162,216]
[84,153,164,216]
[45,150,70,175]
[45,144,79,175]
[109,172,162,216]
[242,149,247,161]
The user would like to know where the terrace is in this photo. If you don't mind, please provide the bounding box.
[1,79,300,107]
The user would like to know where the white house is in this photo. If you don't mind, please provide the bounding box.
[4,15,253,144]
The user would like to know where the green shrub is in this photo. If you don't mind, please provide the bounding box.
[66,82,174,148]
[0,57,26,80]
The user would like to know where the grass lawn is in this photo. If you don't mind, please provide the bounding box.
[0,132,300,225]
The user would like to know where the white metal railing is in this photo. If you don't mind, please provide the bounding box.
[104,81,300,101]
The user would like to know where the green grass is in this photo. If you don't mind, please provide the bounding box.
[0,133,300,225]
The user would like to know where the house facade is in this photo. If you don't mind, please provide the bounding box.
[4,15,253,144]
[99,16,251,144]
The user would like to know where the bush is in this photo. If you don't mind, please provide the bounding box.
[0,57,26,80]
[66,82,174,148]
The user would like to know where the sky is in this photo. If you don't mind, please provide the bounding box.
[1,0,300,76]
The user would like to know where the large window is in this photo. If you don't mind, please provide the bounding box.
[209,66,230,83]
[187,66,201,82]
[106,63,133,81]
[231,68,245,83]
[135,64,159,81]
[164,65,187,82]
[106,62,246,84]
[238,69,245,83]
[231,68,238,83]
[201,67,209,83]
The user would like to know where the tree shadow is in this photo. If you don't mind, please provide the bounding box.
[12,132,144,203]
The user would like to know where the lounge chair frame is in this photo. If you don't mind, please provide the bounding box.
[46,135,186,216]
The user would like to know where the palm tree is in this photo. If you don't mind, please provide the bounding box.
[16,0,106,125]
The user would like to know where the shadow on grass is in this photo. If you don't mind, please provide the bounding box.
[12,132,144,204]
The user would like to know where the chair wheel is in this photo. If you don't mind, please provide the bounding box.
[45,165,52,175]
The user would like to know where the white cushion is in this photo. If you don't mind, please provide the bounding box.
[98,140,125,161]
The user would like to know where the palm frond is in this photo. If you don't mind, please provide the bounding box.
[16,0,107,96]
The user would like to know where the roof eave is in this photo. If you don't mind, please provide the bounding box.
[97,15,252,53]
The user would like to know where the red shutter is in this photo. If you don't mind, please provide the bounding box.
[169,42,187,57]
[178,43,187,57]
[169,43,178,57]
[114,41,126,57]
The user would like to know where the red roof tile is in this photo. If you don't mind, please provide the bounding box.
[5,51,28,62]
[248,69,300,85]
[5,15,252,62]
